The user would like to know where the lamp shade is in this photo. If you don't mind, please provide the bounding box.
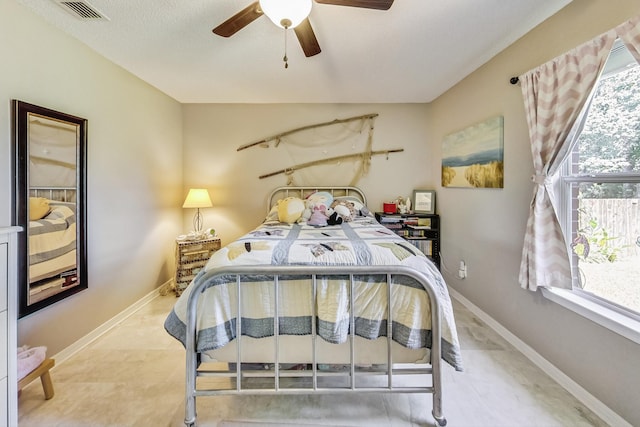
[182,189,212,208]
[259,0,312,29]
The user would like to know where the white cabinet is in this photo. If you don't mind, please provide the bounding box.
[1,227,20,427]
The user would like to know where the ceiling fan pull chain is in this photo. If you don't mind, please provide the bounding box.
[283,26,289,69]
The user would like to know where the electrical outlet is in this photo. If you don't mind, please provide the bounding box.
[458,260,467,279]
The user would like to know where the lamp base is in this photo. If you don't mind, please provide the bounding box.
[193,209,204,234]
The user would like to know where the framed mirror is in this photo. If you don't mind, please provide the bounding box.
[11,100,87,318]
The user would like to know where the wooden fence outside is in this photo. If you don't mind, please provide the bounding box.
[580,198,640,258]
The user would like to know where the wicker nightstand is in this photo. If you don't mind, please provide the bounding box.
[174,236,221,296]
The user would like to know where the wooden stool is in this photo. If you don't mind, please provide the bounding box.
[18,358,55,399]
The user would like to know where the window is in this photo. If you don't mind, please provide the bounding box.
[558,40,640,320]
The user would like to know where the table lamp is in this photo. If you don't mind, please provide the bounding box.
[182,188,212,235]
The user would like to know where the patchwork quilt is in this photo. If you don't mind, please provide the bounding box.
[165,215,463,370]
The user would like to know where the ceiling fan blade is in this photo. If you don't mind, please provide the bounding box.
[212,2,263,37]
[294,18,321,57]
[314,0,393,10]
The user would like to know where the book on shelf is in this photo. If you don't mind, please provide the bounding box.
[383,223,403,229]
[407,224,431,230]
[379,216,402,223]
[408,239,433,256]
[417,218,432,227]
[403,217,419,226]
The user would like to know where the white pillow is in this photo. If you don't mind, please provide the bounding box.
[265,205,279,222]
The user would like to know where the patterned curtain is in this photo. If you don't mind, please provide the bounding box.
[618,15,640,62]
[517,31,616,291]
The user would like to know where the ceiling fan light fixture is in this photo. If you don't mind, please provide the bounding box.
[259,0,312,29]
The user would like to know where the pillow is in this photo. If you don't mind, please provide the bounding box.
[265,204,279,222]
[29,197,51,221]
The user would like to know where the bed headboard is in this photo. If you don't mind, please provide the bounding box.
[267,186,367,214]
[29,186,77,204]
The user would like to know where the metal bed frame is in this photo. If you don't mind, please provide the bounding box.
[29,186,76,203]
[181,187,448,427]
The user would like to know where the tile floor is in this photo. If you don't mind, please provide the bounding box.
[18,294,609,427]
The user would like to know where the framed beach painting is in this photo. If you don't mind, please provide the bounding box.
[441,116,504,188]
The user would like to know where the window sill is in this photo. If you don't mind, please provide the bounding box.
[541,288,640,345]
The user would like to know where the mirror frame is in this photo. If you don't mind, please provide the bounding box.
[11,100,88,318]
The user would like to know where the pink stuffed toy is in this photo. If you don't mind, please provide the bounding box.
[307,205,329,227]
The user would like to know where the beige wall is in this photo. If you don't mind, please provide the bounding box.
[181,103,433,241]
[0,1,183,355]
[429,1,640,425]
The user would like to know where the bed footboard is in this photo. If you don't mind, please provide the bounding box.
[183,265,448,427]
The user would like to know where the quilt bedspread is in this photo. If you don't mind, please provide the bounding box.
[164,216,463,371]
[29,204,76,265]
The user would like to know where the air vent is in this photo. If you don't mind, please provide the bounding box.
[54,1,109,20]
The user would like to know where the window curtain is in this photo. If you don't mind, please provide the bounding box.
[517,32,615,291]
[518,14,640,291]
[617,15,640,62]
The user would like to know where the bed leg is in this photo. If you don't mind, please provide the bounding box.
[185,350,198,426]
[432,410,447,427]
[431,392,447,426]
[185,395,196,427]
[431,352,446,426]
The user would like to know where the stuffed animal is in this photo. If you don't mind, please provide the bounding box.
[307,191,334,207]
[307,204,329,227]
[329,199,355,223]
[300,191,334,223]
[277,197,305,224]
[300,205,312,222]
[327,209,342,225]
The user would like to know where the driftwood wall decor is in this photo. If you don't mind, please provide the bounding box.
[237,113,379,152]
[238,113,404,185]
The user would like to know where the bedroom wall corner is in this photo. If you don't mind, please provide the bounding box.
[428,1,640,425]
[0,1,184,355]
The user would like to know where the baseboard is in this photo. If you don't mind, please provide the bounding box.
[448,288,632,427]
[51,280,171,365]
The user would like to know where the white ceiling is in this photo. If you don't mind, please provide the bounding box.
[17,0,572,103]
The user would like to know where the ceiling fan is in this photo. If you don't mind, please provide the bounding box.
[212,0,394,59]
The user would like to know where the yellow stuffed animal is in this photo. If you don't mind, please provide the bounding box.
[277,197,305,224]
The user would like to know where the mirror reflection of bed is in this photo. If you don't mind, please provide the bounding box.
[28,189,78,304]
[27,115,79,305]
